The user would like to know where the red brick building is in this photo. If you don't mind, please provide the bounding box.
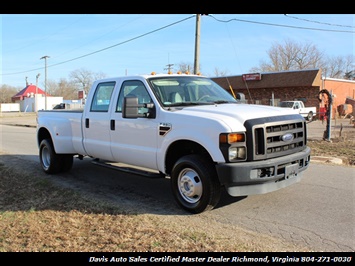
[323,78,355,117]
[212,69,355,119]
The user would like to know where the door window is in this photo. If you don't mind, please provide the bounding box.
[116,80,152,113]
[90,82,116,112]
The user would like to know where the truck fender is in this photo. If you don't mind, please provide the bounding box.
[37,124,77,154]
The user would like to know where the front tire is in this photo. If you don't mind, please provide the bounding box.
[171,154,221,214]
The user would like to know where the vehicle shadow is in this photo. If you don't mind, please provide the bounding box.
[0,154,247,216]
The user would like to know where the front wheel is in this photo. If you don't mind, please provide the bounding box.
[171,154,221,214]
[307,111,313,121]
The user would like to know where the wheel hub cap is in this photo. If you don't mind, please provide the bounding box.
[178,168,202,204]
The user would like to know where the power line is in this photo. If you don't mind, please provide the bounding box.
[209,14,355,34]
[53,15,144,60]
[1,15,195,77]
[284,14,355,29]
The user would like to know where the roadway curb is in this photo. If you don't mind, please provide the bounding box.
[311,156,343,165]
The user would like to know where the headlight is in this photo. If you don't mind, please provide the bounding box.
[229,147,246,161]
[220,132,247,162]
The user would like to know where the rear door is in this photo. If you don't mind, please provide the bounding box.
[82,81,116,161]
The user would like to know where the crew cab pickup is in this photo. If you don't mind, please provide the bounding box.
[37,73,311,213]
[279,100,317,121]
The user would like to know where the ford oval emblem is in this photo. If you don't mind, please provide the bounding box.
[281,133,294,142]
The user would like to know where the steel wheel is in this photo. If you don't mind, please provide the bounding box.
[41,144,51,170]
[39,139,62,174]
[171,154,221,214]
[177,168,203,204]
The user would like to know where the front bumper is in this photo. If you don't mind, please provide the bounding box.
[215,146,311,197]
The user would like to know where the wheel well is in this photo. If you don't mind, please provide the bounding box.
[165,140,213,175]
[37,127,52,147]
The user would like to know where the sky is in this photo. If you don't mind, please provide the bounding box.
[1,14,354,88]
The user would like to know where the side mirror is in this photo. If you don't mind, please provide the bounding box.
[122,96,155,119]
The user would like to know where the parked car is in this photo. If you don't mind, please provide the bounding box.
[280,100,317,121]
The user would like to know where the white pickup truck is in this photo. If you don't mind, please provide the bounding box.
[37,73,311,213]
[279,100,317,121]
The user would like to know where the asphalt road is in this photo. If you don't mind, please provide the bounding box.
[0,123,354,252]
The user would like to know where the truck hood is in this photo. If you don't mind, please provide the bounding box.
[175,103,301,126]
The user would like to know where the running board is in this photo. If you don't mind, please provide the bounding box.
[91,160,165,179]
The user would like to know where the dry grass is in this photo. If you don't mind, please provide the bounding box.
[307,130,355,166]
[0,163,308,252]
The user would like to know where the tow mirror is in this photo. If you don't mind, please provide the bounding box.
[122,96,155,119]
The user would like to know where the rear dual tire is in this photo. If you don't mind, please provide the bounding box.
[39,139,73,174]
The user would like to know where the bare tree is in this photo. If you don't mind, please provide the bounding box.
[323,54,355,79]
[344,70,355,80]
[177,62,193,73]
[250,38,354,80]
[46,78,78,100]
[69,68,106,95]
[45,79,59,97]
[251,39,324,73]
[0,85,20,103]
[58,79,80,100]
[323,56,345,78]
[343,54,355,80]
[212,67,230,77]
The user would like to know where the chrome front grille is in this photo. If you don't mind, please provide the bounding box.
[244,115,307,161]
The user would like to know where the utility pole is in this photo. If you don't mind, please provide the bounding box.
[193,14,201,75]
[164,63,174,74]
[40,55,50,110]
[35,73,40,112]
[327,90,333,141]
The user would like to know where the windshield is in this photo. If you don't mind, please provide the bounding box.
[280,102,294,108]
[147,76,238,107]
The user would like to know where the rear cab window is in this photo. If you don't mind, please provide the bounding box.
[90,82,116,112]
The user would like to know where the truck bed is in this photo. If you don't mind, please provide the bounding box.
[37,109,85,155]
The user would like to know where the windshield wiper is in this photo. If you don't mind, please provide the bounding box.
[213,100,235,104]
[167,101,235,107]
[167,102,204,107]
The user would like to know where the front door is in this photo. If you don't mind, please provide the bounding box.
[109,80,158,170]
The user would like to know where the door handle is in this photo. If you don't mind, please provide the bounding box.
[85,118,89,128]
[110,119,115,130]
